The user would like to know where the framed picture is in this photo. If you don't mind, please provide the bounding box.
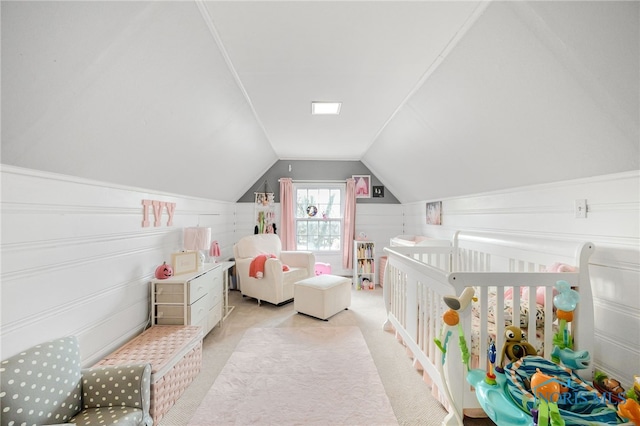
[426,201,442,225]
[353,175,371,199]
[171,251,198,275]
[372,186,384,198]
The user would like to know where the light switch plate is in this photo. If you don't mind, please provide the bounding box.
[575,199,587,218]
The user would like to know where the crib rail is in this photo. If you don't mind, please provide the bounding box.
[382,232,595,426]
[383,245,454,394]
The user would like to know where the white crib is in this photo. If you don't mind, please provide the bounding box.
[382,230,595,425]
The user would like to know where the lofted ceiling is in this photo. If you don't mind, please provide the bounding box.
[1,1,638,203]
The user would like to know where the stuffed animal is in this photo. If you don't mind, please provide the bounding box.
[498,325,537,370]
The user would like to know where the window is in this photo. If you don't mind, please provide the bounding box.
[294,183,344,251]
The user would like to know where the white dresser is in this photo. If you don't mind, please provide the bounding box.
[151,263,223,336]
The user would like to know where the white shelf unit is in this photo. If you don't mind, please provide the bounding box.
[151,263,224,336]
[354,240,376,290]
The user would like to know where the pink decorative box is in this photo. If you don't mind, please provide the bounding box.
[94,325,203,424]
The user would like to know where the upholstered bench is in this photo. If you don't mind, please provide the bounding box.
[94,325,203,424]
[294,274,351,320]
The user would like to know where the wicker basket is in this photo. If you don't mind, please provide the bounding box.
[95,325,203,424]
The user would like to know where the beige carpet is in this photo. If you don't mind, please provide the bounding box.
[159,286,495,426]
[188,326,398,425]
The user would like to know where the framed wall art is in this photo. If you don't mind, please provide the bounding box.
[353,175,371,199]
[171,251,198,275]
[426,201,442,225]
[372,186,384,198]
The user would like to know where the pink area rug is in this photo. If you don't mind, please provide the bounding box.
[188,326,398,425]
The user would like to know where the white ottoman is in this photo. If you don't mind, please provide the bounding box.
[294,275,352,320]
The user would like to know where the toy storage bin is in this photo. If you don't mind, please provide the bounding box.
[94,325,203,424]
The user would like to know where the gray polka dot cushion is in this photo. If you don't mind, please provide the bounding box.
[1,336,152,426]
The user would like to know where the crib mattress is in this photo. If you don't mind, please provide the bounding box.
[94,325,203,424]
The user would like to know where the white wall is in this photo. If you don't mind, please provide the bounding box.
[402,171,640,388]
[0,165,236,364]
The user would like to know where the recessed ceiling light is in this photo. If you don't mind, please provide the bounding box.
[311,102,342,115]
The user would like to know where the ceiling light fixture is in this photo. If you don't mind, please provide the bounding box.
[311,101,342,115]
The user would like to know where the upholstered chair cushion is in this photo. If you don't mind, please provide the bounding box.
[74,363,152,425]
[0,336,83,425]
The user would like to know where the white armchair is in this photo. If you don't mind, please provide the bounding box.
[233,234,315,305]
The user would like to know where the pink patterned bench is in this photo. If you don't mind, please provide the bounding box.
[95,325,203,424]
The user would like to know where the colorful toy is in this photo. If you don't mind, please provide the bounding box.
[550,346,590,371]
[485,341,497,385]
[530,368,568,426]
[594,371,628,405]
[154,261,173,279]
[434,287,475,425]
[552,280,579,362]
[618,398,640,425]
[498,325,537,371]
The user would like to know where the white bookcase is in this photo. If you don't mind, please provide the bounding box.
[354,240,375,290]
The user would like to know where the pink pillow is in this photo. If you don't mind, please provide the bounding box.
[503,286,557,306]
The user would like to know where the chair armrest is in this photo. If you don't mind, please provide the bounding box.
[280,251,315,272]
[81,363,151,413]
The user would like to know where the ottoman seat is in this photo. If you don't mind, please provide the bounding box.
[294,274,352,320]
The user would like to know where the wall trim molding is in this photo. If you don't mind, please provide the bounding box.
[0,275,150,335]
[1,164,235,205]
[403,170,640,206]
[1,245,159,281]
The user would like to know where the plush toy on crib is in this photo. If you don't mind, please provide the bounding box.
[497,325,537,372]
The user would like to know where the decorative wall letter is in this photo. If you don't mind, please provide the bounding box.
[152,200,166,227]
[165,202,176,226]
[143,199,176,227]
[142,199,152,227]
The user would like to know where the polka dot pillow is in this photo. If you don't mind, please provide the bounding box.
[0,336,83,425]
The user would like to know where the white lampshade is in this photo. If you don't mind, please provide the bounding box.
[183,227,211,251]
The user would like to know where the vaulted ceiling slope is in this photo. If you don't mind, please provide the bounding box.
[1,1,638,204]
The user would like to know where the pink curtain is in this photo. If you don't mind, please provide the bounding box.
[343,178,356,269]
[279,178,296,250]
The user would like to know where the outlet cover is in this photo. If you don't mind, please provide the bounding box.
[575,199,587,218]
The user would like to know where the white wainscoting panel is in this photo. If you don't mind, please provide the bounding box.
[1,165,236,365]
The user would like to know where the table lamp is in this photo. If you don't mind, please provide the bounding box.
[183,227,211,268]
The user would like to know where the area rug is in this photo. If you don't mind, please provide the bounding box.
[188,326,399,425]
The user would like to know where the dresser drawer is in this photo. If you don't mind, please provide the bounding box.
[155,283,185,304]
[155,305,185,325]
[188,295,208,327]
[210,274,223,307]
[188,273,211,304]
[208,301,222,331]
